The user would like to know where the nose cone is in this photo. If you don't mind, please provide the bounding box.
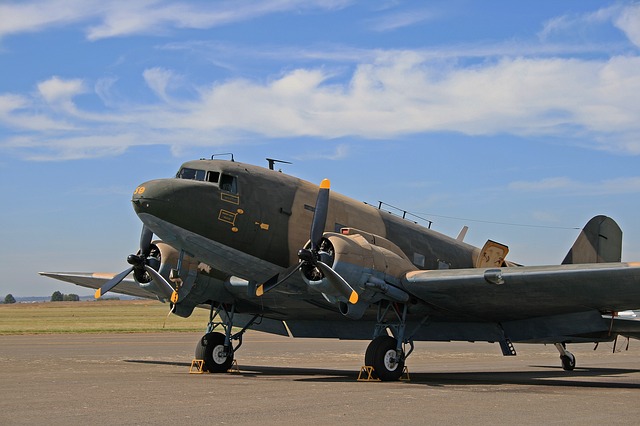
[131,178,218,235]
[131,179,176,215]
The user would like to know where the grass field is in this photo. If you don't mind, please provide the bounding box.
[0,300,211,334]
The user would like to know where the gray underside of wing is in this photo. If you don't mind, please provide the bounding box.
[38,272,160,300]
[402,263,640,322]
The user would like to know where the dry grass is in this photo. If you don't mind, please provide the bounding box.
[0,300,211,334]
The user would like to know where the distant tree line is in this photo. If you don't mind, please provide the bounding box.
[50,291,80,302]
[3,294,16,304]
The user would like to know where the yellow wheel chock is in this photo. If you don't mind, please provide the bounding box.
[189,359,205,374]
[227,359,240,373]
[357,366,380,381]
[357,365,410,382]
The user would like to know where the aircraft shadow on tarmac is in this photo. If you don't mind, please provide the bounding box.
[124,359,640,389]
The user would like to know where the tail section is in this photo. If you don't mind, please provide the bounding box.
[562,215,622,264]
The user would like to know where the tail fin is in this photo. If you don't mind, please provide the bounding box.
[562,215,622,264]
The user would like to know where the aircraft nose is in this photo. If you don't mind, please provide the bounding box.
[131,179,176,214]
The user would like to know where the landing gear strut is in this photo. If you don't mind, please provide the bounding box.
[554,343,576,371]
[195,302,259,373]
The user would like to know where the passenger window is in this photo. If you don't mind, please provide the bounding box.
[220,174,238,194]
[207,171,220,183]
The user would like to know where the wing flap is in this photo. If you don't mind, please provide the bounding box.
[402,263,640,321]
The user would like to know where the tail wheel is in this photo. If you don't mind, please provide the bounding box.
[560,353,576,371]
[365,335,405,381]
[195,332,233,373]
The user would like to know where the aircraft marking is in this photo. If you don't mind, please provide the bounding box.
[221,193,240,204]
[218,209,238,226]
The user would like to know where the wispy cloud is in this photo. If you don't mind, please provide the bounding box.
[143,67,181,102]
[538,3,640,48]
[509,177,640,195]
[614,3,640,47]
[4,46,640,160]
[293,144,350,161]
[367,8,437,32]
[3,3,640,161]
[0,0,353,41]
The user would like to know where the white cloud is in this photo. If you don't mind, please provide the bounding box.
[508,177,640,195]
[0,0,96,38]
[4,47,640,160]
[37,76,86,104]
[0,0,353,41]
[614,4,640,47]
[368,9,436,32]
[294,144,350,161]
[538,3,640,48]
[143,67,180,101]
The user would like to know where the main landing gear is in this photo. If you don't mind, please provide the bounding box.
[554,343,576,371]
[195,302,259,373]
[365,301,416,381]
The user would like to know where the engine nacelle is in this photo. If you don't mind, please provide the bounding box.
[327,229,415,288]
[138,241,230,317]
[301,228,415,317]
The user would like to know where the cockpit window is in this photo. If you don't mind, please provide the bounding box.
[177,167,206,181]
[175,167,236,193]
[220,174,237,194]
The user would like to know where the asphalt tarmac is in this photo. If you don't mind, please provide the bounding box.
[2,331,640,425]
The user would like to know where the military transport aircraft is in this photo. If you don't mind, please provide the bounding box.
[41,157,640,381]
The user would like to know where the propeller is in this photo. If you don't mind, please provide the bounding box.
[256,179,358,304]
[95,225,178,302]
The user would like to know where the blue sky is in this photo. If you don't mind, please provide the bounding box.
[2,0,640,297]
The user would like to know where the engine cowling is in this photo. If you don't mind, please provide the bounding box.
[301,228,415,318]
[137,241,229,317]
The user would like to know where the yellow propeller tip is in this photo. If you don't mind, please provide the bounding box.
[94,289,101,299]
[349,291,358,304]
[256,284,264,297]
[320,179,330,189]
[170,291,179,304]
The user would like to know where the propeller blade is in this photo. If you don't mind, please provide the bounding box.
[310,179,330,250]
[256,263,301,296]
[144,264,177,300]
[140,226,153,256]
[95,267,134,299]
[315,261,358,304]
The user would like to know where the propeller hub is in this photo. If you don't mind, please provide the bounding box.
[297,249,315,263]
[127,254,144,266]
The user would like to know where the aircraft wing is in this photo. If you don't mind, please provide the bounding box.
[39,272,160,300]
[402,262,640,322]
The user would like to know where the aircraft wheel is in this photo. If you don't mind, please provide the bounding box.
[365,335,404,381]
[560,353,576,371]
[195,332,233,373]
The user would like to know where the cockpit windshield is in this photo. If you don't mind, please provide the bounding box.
[175,166,236,193]
[176,167,206,181]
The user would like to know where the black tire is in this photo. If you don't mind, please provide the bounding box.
[560,353,576,371]
[365,335,404,381]
[195,332,233,373]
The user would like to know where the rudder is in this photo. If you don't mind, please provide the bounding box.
[562,215,622,264]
